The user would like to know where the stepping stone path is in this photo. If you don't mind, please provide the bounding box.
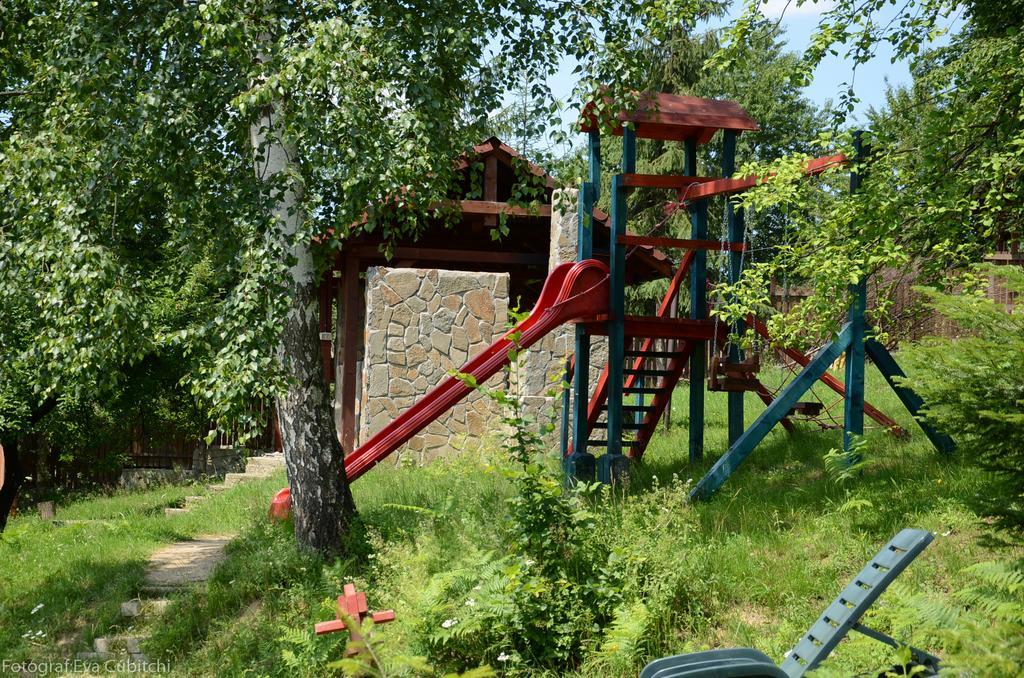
[77,535,234,664]
[211,451,286,492]
[78,452,284,664]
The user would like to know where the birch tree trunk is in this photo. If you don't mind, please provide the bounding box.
[251,103,356,556]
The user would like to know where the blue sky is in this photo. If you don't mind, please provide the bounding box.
[543,0,964,148]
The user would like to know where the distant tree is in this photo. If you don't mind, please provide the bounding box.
[710,0,1023,345]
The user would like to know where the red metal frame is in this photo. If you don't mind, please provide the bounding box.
[750,318,905,436]
[274,259,612,510]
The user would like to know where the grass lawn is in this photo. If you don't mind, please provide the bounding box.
[1,366,1017,676]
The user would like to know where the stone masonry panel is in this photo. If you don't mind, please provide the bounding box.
[360,267,510,463]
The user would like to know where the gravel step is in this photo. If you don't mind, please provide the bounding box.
[121,598,170,618]
[164,507,190,517]
[94,635,144,655]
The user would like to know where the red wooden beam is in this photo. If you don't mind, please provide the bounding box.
[676,153,848,203]
[315,583,396,650]
[580,316,717,340]
[621,173,715,189]
[749,318,905,436]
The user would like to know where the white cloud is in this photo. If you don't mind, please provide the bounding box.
[758,0,835,19]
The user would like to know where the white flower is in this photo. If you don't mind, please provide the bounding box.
[524,558,535,567]
[465,598,476,607]
[31,603,44,615]
[441,618,459,629]
[497,652,511,662]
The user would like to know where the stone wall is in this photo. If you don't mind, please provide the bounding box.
[360,267,510,463]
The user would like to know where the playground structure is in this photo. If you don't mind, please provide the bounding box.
[272,92,953,513]
[567,92,953,497]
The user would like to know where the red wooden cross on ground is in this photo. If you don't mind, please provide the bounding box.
[315,583,396,653]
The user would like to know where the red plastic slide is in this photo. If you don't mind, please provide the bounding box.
[270,259,610,518]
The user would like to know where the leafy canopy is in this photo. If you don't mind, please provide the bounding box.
[0,0,714,433]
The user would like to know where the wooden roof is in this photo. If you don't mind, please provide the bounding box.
[334,136,673,303]
[580,92,759,144]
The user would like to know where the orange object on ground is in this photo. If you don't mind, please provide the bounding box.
[316,583,396,655]
[268,487,292,522]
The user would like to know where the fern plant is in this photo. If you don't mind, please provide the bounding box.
[902,558,1024,677]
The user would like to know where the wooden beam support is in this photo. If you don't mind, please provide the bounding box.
[691,324,855,500]
[483,154,498,228]
[723,129,745,446]
[865,339,955,454]
[844,133,867,459]
[567,182,597,481]
[339,254,362,455]
[454,199,551,217]
[750,318,905,434]
[603,172,628,473]
[676,153,848,203]
[617,235,745,251]
[349,244,548,267]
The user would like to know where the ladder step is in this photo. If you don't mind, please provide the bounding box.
[624,386,664,394]
[625,350,676,359]
[593,422,644,430]
[624,368,672,377]
[601,404,658,412]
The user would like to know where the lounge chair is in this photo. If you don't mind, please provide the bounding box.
[640,529,941,677]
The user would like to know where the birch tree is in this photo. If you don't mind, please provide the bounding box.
[0,0,714,553]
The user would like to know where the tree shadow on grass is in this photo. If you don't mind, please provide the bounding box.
[3,556,148,661]
[624,423,981,542]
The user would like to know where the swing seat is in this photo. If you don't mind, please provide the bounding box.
[787,401,823,417]
[708,355,760,392]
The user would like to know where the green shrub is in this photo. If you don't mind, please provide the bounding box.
[414,375,622,673]
[902,264,1024,541]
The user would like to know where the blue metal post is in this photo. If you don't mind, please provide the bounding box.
[567,181,595,481]
[691,325,855,500]
[864,339,955,454]
[844,132,867,459]
[598,127,634,484]
[685,138,707,462]
[723,130,745,445]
